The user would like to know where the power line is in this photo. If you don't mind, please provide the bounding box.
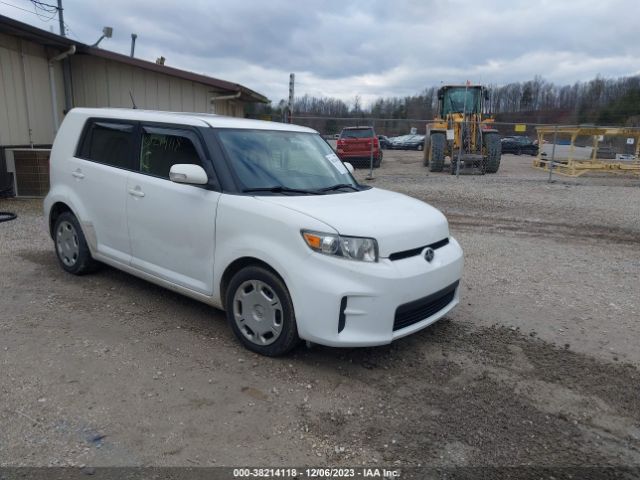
[0,0,47,16]
[1,0,79,38]
[29,0,58,22]
[32,4,57,21]
[64,21,78,39]
[0,0,56,22]
[30,0,57,10]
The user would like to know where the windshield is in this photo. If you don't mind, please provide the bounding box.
[217,129,359,194]
[442,88,481,115]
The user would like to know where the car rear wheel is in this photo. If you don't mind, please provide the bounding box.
[53,212,98,275]
[226,266,300,356]
[374,151,383,168]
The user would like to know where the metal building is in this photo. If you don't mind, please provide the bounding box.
[0,14,268,196]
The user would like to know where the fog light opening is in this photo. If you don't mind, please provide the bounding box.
[338,297,348,333]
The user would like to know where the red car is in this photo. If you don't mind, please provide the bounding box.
[336,127,383,168]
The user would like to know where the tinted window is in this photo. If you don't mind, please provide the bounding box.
[139,130,203,179]
[340,128,374,139]
[79,121,134,168]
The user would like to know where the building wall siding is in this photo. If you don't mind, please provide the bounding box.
[1,32,249,148]
[0,32,63,146]
[70,55,243,119]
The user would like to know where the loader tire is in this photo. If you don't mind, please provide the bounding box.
[423,137,430,166]
[484,133,501,173]
[428,133,445,172]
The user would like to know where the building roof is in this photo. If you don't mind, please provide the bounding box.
[0,14,269,103]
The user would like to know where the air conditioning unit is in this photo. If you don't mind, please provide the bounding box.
[5,148,51,197]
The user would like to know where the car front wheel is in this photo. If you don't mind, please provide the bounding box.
[225,266,300,356]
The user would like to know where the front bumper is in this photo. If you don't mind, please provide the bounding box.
[288,237,464,347]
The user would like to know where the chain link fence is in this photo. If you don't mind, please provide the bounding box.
[253,115,640,181]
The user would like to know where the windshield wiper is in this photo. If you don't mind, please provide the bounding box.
[243,186,323,195]
[318,184,360,192]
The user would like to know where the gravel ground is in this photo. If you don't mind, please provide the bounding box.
[1,152,639,468]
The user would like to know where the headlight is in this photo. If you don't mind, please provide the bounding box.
[301,230,378,262]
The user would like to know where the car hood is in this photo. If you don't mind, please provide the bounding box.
[257,188,449,258]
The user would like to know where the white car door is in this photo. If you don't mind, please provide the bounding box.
[69,119,137,265]
[126,125,220,295]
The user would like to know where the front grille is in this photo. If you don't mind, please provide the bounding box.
[389,238,449,261]
[393,281,459,331]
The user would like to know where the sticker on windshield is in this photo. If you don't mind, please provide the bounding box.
[326,153,348,174]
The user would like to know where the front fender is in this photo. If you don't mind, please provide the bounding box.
[212,194,336,309]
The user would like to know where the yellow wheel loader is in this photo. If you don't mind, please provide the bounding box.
[424,85,501,174]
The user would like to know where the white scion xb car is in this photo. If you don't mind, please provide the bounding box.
[44,108,463,356]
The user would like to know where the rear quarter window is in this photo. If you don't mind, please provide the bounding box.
[77,120,136,169]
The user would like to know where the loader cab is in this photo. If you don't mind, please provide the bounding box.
[437,86,488,116]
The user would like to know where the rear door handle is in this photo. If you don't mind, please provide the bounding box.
[128,188,145,198]
[71,170,85,179]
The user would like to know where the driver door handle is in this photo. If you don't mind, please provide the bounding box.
[71,170,85,179]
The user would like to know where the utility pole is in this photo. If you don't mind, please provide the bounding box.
[57,0,65,36]
[56,0,73,113]
[287,73,295,123]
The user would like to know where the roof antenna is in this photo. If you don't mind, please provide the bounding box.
[129,91,137,109]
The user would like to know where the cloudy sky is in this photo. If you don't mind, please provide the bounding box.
[2,0,639,105]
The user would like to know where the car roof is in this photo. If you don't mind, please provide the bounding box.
[67,108,317,133]
[342,126,373,130]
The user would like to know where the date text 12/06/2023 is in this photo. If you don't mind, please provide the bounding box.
[232,467,401,478]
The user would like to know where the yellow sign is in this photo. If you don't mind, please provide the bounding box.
[514,124,526,132]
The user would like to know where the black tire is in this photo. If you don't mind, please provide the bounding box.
[225,266,300,356]
[53,211,98,275]
[428,133,445,172]
[480,156,487,175]
[373,151,383,168]
[0,212,17,223]
[423,138,430,166]
[417,143,424,151]
[484,133,502,174]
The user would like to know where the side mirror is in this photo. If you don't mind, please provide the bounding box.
[344,162,355,174]
[169,164,208,185]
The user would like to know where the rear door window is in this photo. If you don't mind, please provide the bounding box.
[77,121,136,169]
